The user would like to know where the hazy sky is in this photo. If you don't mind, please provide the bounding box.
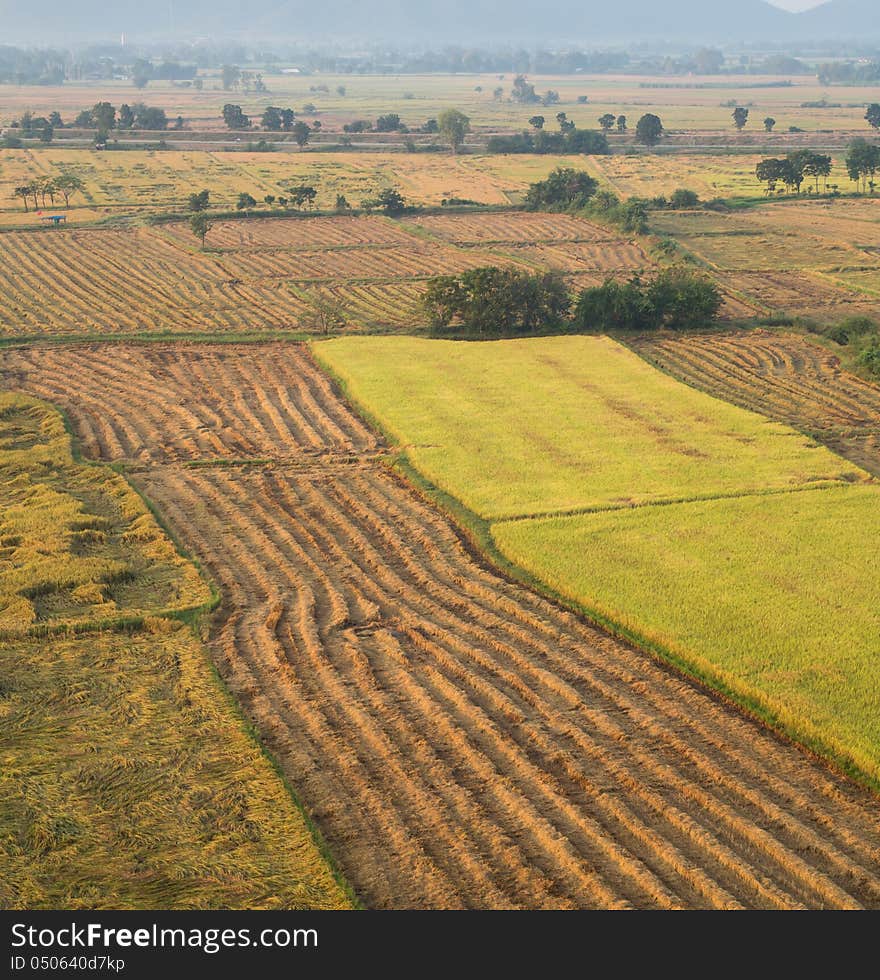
[768,0,825,10]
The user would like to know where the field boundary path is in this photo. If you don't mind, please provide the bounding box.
[3,340,880,909]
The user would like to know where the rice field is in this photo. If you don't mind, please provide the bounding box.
[0,391,352,910]
[0,212,661,336]
[493,486,880,784]
[5,340,880,909]
[314,335,867,520]
[315,332,880,789]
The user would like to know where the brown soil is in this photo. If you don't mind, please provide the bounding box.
[3,340,880,909]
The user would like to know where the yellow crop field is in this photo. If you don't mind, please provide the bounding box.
[0,392,208,632]
[493,485,880,783]
[0,391,351,908]
[314,335,867,520]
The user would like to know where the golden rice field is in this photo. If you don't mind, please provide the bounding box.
[0,392,351,909]
[314,333,880,788]
[0,145,863,229]
[0,212,659,336]
[652,198,880,320]
[0,392,208,633]
[315,335,867,520]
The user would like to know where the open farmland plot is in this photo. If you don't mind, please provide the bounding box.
[631,331,880,476]
[653,201,880,320]
[0,213,660,337]
[4,341,880,909]
[0,392,350,910]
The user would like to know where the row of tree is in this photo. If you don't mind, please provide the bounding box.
[421,266,721,335]
[754,141,879,194]
[12,174,84,212]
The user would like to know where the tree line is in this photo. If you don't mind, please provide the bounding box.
[755,141,879,195]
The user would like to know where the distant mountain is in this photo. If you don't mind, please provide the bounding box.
[798,0,878,36]
[0,0,876,45]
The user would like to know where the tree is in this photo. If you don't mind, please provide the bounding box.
[237,192,257,210]
[866,104,880,131]
[132,104,167,130]
[280,108,295,131]
[525,167,598,211]
[221,65,241,91]
[301,291,349,335]
[222,104,250,130]
[763,117,776,133]
[846,138,880,193]
[118,104,135,129]
[670,188,700,208]
[91,101,116,131]
[528,115,545,130]
[290,185,317,208]
[292,122,311,149]
[598,113,616,132]
[375,113,402,132]
[756,157,784,194]
[54,173,83,208]
[368,187,406,215]
[635,113,663,146]
[188,189,210,212]
[335,194,350,212]
[438,108,470,154]
[336,85,346,96]
[616,115,627,132]
[190,213,213,249]
[511,75,539,104]
[423,267,570,335]
[803,153,832,193]
[732,107,749,131]
[13,185,31,212]
[48,111,63,128]
[262,106,284,131]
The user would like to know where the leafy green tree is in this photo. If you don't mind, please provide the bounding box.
[865,104,880,130]
[222,104,250,130]
[423,267,569,335]
[616,115,627,132]
[732,107,749,130]
[764,117,776,132]
[236,192,257,210]
[262,106,284,131]
[54,173,83,208]
[132,104,167,130]
[91,102,116,131]
[190,213,213,250]
[292,121,311,148]
[525,167,598,211]
[375,113,402,132]
[635,113,663,146]
[280,108,295,131]
[511,75,539,104]
[290,185,317,208]
[598,113,616,131]
[118,104,134,129]
[188,189,210,212]
[335,194,350,211]
[528,115,545,130]
[669,188,700,208]
[438,108,470,154]
[371,187,406,215]
[846,138,880,192]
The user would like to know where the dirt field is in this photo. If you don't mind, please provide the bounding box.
[3,340,880,909]
[631,331,880,477]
